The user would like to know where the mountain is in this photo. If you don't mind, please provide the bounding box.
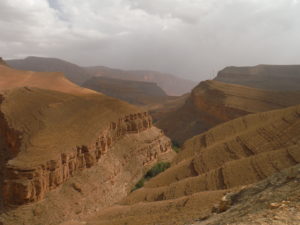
[0,62,95,95]
[0,63,175,225]
[214,64,300,91]
[82,76,168,105]
[155,80,300,145]
[85,66,197,96]
[82,104,300,225]
[6,56,91,85]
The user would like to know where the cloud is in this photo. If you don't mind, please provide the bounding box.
[1,0,300,81]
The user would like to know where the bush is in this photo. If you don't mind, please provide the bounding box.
[172,141,181,153]
[131,162,171,192]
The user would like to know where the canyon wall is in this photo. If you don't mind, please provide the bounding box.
[1,111,173,206]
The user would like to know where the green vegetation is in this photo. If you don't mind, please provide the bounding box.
[131,162,171,192]
[172,141,181,153]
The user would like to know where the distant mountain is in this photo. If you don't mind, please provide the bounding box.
[214,64,300,91]
[85,66,197,96]
[82,76,168,105]
[7,56,91,85]
[0,59,95,95]
[156,80,300,145]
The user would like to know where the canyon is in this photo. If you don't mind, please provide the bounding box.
[155,79,300,145]
[0,62,175,225]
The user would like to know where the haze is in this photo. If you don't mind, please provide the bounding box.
[1,0,300,81]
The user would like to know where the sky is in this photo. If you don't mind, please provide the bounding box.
[1,0,300,81]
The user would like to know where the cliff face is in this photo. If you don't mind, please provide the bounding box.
[2,111,171,205]
[156,80,300,145]
[214,64,300,91]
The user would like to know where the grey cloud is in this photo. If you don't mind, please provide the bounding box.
[1,0,300,81]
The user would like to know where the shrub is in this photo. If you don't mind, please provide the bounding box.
[131,162,171,192]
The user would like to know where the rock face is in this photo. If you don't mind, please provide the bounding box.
[82,76,168,105]
[214,64,300,91]
[82,104,300,225]
[156,80,300,145]
[85,66,197,96]
[7,56,91,85]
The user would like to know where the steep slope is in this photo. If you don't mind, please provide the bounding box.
[85,66,197,96]
[82,104,300,225]
[82,76,168,105]
[7,56,91,85]
[156,80,300,145]
[0,63,95,95]
[214,64,300,91]
[0,66,175,225]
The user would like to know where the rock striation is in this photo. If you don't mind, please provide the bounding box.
[156,80,300,145]
[2,110,172,205]
[82,104,300,225]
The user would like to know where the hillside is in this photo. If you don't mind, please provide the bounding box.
[85,66,197,96]
[7,56,91,85]
[0,63,95,95]
[214,64,300,91]
[82,76,168,105]
[81,104,300,225]
[156,80,300,145]
[0,64,175,225]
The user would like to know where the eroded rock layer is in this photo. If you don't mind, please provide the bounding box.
[156,80,300,145]
[82,104,300,225]
[0,87,174,209]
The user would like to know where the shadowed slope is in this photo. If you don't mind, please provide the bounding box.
[156,80,300,145]
[214,64,300,91]
[82,76,168,105]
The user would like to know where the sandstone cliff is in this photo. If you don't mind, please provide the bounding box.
[156,80,300,145]
[214,64,300,91]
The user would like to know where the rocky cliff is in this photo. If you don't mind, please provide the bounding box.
[156,80,300,145]
[214,64,300,91]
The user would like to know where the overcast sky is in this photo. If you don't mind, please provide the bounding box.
[1,0,300,81]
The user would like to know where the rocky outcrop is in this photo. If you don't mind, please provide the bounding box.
[1,112,172,206]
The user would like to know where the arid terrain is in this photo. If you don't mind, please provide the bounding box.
[155,79,300,145]
[0,60,175,225]
[82,76,168,106]
[214,65,300,91]
[0,57,300,225]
